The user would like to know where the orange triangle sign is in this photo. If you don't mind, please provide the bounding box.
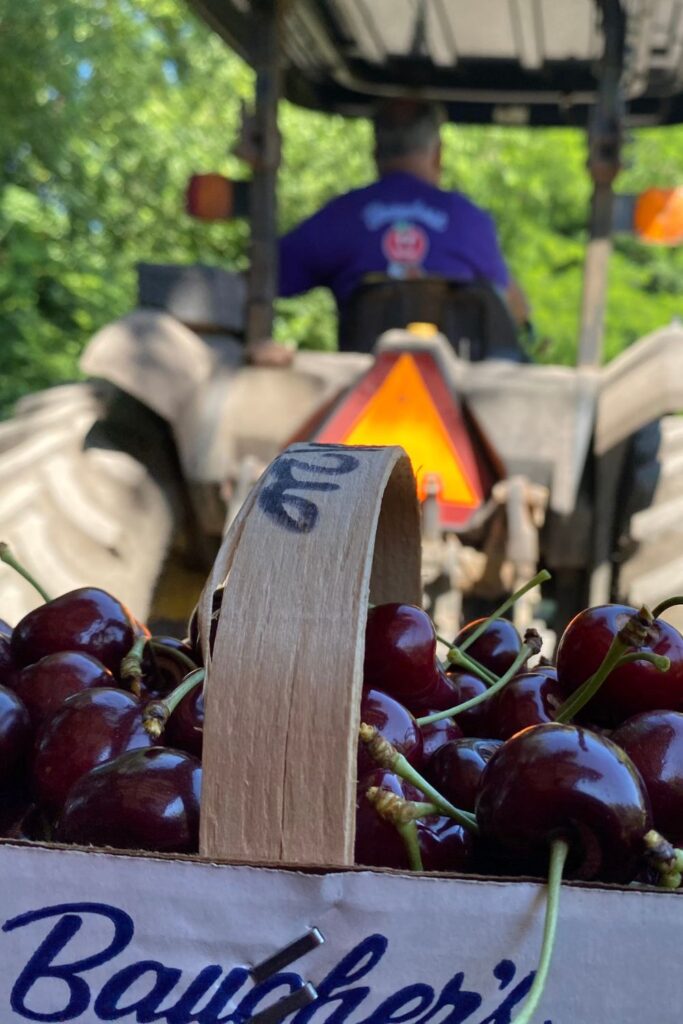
[316,351,489,525]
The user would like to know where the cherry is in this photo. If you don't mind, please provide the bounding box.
[164,685,204,758]
[426,737,502,812]
[140,637,199,698]
[358,688,423,777]
[419,712,462,761]
[11,587,137,677]
[452,617,522,677]
[443,670,495,737]
[611,710,683,846]
[355,769,424,869]
[363,604,443,709]
[492,668,567,740]
[0,633,17,689]
[14,651,114,729]
[418,816,475,873]
[475,723,652,883]
[32,687,153,812]
[55,747,202,853]
[0,685,31,786]
[556,604,683,725]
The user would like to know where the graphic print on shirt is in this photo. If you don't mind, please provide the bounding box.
[381,221,429,279]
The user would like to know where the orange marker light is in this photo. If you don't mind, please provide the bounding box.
[634,187,683,246]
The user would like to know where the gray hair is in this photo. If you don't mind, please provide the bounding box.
[373,99,447,161]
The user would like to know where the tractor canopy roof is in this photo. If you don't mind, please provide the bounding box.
[188,0,683,127]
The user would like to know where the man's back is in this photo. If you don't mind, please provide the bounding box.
[279,171,509,310]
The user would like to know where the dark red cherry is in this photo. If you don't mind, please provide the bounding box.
[164,686,204,758]
[443,670,495,737]
[492,669,567,740]
[427,737,502,812]
[355,769,423,869]
[556,604,683,725]
[419,712,463,761]
[452,618,522,677]
[363,604,441,708]
[358,688,423,777]
[475,723,652,883]
[32,688,153,812]
[14,651,114,729]
[611,710,683,846]
[55,747,201,853]
[11,588,136,677]
[0,633,17,689]
[417,816,475,873]
[0,619,12,639]
[140,637,199,699]
[0,686,31,786]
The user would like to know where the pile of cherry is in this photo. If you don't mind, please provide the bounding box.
[358,599,683,887]
[0,586,204,853]
[2,564,683,897]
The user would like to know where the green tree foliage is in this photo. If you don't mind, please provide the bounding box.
[2,0,683,414]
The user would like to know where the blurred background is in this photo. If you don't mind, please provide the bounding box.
[3,0,683,418]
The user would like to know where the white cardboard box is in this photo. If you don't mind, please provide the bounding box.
[1,842,681,1024]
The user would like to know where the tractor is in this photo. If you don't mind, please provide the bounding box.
[4,0,683,645]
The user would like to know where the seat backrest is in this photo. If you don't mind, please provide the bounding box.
[337,276,529,362]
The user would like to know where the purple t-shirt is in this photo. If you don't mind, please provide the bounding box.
[278,171,509,307]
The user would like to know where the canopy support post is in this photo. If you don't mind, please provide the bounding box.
[577,0,626,368]
[246,0,281,345]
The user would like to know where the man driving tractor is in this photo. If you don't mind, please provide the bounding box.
[245,99,529,365]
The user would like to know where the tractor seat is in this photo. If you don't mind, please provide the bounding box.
[337,276,529,362]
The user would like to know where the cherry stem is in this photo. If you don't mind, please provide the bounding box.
[444,646,498,687]
[396,821,424,871]
[0,542,52,603]
[652,595,683,618]
[416,634,542,727]
[358,723,479,834]
[456,569,551,654]
[509,837,569,1024]
[121,634,147,697]
[142,667,205,740]
[149,641,198,675]
[643,829,683,888]
[555,648,668,725]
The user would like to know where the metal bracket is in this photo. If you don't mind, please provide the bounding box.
[247,927,325,1024]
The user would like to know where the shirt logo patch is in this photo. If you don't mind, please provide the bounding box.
[382,221,429,277]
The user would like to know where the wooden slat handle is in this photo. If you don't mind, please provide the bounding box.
[199,443,421,866]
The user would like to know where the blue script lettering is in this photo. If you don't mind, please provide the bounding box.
[3,902,134,1022]
[291,934,387,1024]
[2,903,552,1024]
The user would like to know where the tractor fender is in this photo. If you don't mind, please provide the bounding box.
[595,322,683,454]
[173,348,372,486]
[80,309,227,424]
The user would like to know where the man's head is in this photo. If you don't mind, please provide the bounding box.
[373,99,447,184]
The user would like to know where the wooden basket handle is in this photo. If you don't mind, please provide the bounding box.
[198,443,421,866]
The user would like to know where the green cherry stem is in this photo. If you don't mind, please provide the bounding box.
[121,634,147,697]
[416,632,542,728]
[456,570,551,654]
[148,641,198,675]
[555,646,668,725]
[0,542,52,603]
[510,837,569,1024]
[443,645,498,686]
[359,723,479,834]
[396,821,424,871]
[142,667,205,740]
[652,595,683,618]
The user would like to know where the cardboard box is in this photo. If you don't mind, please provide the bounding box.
[1,445,679,1024]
